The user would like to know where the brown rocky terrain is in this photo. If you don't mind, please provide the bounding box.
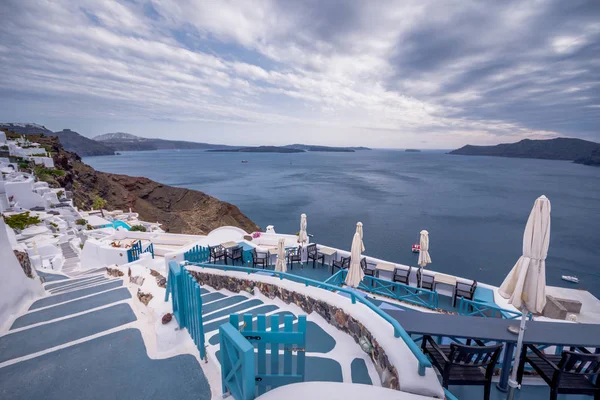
[3,131,260,234]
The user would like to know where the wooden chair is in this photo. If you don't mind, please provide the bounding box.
[306,244,324,268]
[360,257,377,278]
[417,267,435,291]
[251,248,268,269]
[453,280,477,307]
[209,245,226,264]
[517,345,600,400]
[331,256,350,274]
[393,267,411,286]
[421,335,503,400]
[286,247,302,270]
[225,245,243,265]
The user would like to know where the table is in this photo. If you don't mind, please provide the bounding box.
[221,241,239,249]
[376,263,396,273]
[386,310,600,392]
[317,247,337,266]
[434,273,456,286]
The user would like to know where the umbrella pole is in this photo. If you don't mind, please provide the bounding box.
[507,306,528,400]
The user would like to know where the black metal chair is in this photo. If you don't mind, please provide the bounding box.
[331,256,350,274]
[225,245,244,265]
[306,244,324,268]
[360,257,378,278]
[209,245,226,264]
[286,247,302,270]
[421,335,503,400]
[251,248,268,269]
[417,267,435,291]
[453,280,477,307]
[517,345,600,400]
[393,267,411,286]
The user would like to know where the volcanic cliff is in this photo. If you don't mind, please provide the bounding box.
[3,131,260,235]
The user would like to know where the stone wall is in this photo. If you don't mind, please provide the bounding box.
[14,250,33,278]
[189,270,400,390]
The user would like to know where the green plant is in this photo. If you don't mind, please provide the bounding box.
[79,244,84,249]
[0,145,8,150]
[49,222,58,228]
[92,197,107,217]
[57,190,64,198]
[3,212,42,231]
[86,224,93,230]
[75,218,87,225]
[129,225,147,232]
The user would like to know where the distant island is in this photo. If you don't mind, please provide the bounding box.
[0,123,372,156]
[208,146,304,153]
[405,149,421,152]
[450,138,600,166]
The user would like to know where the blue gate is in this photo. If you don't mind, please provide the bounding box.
[127,240,154,262]
[164,261,206,359]
[220,313,307,399]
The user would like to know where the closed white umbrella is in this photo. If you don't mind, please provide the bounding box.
[417,230,431,268]
[356,222,365,252]
[499,195,551,400]
[275,238,287,273]
[345,231,365,288]
[298,214,308,244]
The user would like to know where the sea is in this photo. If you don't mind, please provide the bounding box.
[84,149,600,297]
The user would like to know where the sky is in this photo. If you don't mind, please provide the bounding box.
[0,0,599,149]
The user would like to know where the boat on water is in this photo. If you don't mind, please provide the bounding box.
[411,244,421,253]
[241,160,249,163]
[562,275,579,283]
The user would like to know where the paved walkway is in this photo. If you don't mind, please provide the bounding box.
[0,271,211,400]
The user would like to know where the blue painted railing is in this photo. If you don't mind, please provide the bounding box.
[184,245,210,263]
[458,298,523,320]
[165,261,206,359]
[220,322,255,400]
[185,261,432,376]
[325,270,438,309]
[219,314,307,400]
[127,240,154,262]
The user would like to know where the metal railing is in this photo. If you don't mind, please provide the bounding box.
[325,270,438,309]
[458,297,523,320]
[185,260,432,376]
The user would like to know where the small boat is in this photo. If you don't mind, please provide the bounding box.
[562,275,579,284]
[241,160,249,163]
[412,244,421,253]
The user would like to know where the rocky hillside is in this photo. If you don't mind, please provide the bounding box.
[575,148,600,166]
[450,138,600,162]
[51,129,115,156]
[3,130,260,234]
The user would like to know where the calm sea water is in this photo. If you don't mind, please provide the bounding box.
[84,150,600,297]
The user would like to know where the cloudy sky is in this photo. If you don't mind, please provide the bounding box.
[0,0,598,148]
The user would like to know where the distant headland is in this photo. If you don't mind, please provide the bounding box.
[450,138,600,166]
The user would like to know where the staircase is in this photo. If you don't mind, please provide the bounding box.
[59,242,80,275]
[0,272,211,400]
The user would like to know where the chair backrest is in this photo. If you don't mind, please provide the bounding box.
[394,267,411,278]
[287,247,301,257]
[448,342,504,368]
[558,351,600,376]
[210,245,222,256]
[418,267,434,283]
[306,243,317,255]
[341,256,350,268]
[231,246,243,257]
[456,280,477,294]
[360,257,367,270]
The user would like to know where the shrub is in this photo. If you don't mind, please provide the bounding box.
[129,225,147,232]
[57,190,64,198]
[75,218,87,225]
[3,212,42,230]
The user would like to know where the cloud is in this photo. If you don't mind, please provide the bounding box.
[0,0,598,147]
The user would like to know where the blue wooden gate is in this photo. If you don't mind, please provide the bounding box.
[220,313,307,399]
[164,261,206,359]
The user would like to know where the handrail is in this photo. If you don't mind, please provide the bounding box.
[185,261,432,376]
[458,297,523,320]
